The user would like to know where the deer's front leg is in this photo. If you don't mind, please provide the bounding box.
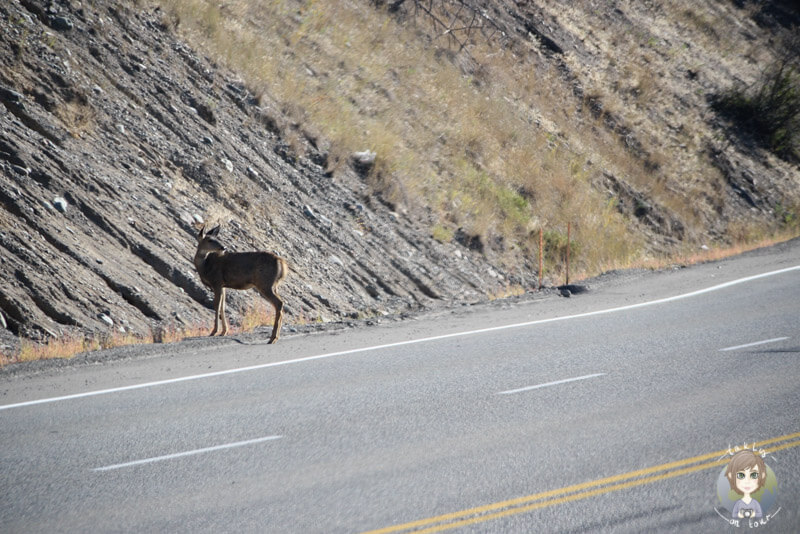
[219,288,229,336]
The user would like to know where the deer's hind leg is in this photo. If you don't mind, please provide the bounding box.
[257,286,284,344]
[210,287,227,336]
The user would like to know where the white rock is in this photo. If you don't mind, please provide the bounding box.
[53,197,68,213]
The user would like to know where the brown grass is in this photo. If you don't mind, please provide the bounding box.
[150,0,646,272]
[586,231,799,277]
[0,331,153,367]
[240,296,276,333]
[487,284,526,301]
[146,1,799,286]
[0,295,287,366]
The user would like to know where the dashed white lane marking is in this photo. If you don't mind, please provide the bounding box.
[497,373,606,395]
[719,337,789,352]
[2,264,798,412]
[92,435,283,472]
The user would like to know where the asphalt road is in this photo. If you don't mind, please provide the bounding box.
[2,240,799,533]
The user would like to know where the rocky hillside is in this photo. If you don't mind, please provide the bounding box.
[1,0,526,348]
[160,0,800,259]
[1,0,799,352]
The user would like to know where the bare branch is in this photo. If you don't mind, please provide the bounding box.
[378,0,509,62]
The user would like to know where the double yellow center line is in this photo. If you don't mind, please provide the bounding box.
[364,431,800,533]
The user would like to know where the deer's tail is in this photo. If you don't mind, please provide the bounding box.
[275,256,289,287]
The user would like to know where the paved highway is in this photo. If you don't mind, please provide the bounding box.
[2,241,799,533]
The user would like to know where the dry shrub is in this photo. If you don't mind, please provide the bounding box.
[0,330,156,367]
[241,297,275,333]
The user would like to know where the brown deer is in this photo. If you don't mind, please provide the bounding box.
[193,224,288,343]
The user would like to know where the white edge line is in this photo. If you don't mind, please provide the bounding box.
[719,337,790,352]
[92,435,282,472]
[497,373,606,395]
[2,264,799,412]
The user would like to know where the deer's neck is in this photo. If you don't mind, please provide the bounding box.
[194,249,225,270]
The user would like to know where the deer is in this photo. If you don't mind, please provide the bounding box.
[193,224,288,344]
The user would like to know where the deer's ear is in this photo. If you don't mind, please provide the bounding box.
[208,225,221,237]
[197,224,206,240]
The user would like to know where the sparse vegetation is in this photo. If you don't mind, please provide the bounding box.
[241,297,276,333]
[0,331,154,367]
[151,0,642,277]
[149,0,799,283]
[775,202,800,230]
[0,294,294,367]
[713,52,800,161]
[487,284,525,301]
[570,230,800,284]
[431,223,454,243]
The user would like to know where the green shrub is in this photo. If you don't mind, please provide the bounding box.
[543,229,581,270]
[713,59,800,161]
[431,223,454,243]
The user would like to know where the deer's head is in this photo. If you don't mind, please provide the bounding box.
[195,224,226,263]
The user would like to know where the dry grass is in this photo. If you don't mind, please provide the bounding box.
[0,330,153,367]
[0,295,287,367]
[487,284,526,301]
[16,335,95,363]
[585,231,799,277]
[151,0,648,277]
[92,3,800,276]
[240,296,276,333]
[153,323,210,344]
[0,291,335,367]
[145,0,800,289]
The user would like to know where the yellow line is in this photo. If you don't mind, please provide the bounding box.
[415,459,729,534]
[423,439,800,534]
[364,432,800,534]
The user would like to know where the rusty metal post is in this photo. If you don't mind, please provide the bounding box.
[538,227,543,290]
[566,222,571,286]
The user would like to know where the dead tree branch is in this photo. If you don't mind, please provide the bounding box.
[375,0,508,57]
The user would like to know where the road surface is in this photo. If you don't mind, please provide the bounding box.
[2,239,799,532]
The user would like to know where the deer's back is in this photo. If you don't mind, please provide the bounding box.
[200,251,284,290]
